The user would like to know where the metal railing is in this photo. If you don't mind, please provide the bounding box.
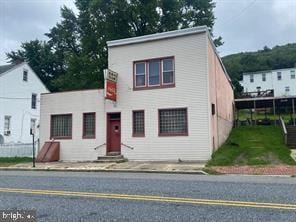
[280,117,288,145]
[121,143,134,150]
[94,143,106,150]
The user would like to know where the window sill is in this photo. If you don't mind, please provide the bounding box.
[50,136,72,140]
[132,134,145,137]
[82,136,96,139]
[133,84,175,91]
[158,132,188,137]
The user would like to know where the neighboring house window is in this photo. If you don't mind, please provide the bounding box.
[50,114,72,139]
[31,94,37,109]
[23,69,28,81]
[250,74,254,83]
[134,57,174,89]
[277,72,282,80]
[256,86,261,91]
[159,108,188,136]
[211,104,215,115]
[133,110,145,137]
[285,86,290,93]
[30,118,36,135]
[291,70,295,79]
[135,62,146,87]
[83,113,95,138]
[4,116,11,136]
[262,73,266,82]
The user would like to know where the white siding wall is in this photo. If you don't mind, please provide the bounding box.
[0,63,49,143]
[107,33,211,161]
[241,68,296,97]
[39,90,106,161]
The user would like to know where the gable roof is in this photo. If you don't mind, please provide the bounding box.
[0,63,17,75]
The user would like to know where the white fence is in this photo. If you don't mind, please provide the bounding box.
[0,143,38,157]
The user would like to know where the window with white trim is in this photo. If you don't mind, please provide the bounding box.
[134,57,174,89]
[4,116,11,136]
[148,60,160,86]
[31,94,37,109]
[291,70,295,79]
[285,86,290,93]
[277,72,282,80]
[262,73,266,82]
[250,74,254,83]
[159,108,188,136]
[135,62,146,87]
[162,58,174,84]
[23,69,28,81]
[51,114,72,139]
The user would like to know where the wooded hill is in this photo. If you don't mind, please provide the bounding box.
[222,43,296,93]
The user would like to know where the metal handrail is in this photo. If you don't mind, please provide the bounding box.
[121,143,134,150]
[94,143,106,150]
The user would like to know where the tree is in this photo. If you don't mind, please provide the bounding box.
[7,0,221,91]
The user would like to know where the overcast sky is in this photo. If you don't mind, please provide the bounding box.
[0,0,296,65]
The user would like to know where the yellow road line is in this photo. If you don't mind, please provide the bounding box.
[0,187,295,210]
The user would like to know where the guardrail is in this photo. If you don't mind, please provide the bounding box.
[94,143,106,150]
[121,143,134,150]
[280,117,288,145]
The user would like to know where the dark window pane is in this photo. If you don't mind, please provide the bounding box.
[83,113,95,138]
[163,59,173,71]
[159,109,187,135]
[133,111,144,135]
[163,71,174,84]
[136,63,145,74]
[149,60,160,85]
[31,94,37,109]
[51,114,72,138]
[136,75,145,86]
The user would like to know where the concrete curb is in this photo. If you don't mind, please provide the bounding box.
[0,167,207,175]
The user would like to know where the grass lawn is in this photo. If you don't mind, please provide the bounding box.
[207,126,296,166]
[0,157,32,167]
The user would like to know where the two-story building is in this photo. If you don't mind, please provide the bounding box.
[39,26,234,162]
[0,61,49,144]
[240,67,296,97]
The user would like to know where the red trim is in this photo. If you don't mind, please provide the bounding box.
[158,108,188,137]
[132,110,145,137]
[106,112,121,155]
[82,112,96,139]
[50,114,73,140]
[133,56,175,90]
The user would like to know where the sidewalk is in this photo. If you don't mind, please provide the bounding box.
[0,161,206,174]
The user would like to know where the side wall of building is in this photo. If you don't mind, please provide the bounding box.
[107,32,212,161]
[207,38,234,150]
[0,63,49,143]
[39,90,106,161]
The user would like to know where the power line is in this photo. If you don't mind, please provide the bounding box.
[219,0,257,26]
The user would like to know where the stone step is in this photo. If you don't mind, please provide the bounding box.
[95,155,126,163]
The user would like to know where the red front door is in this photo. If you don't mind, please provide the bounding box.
[107,113,121,154]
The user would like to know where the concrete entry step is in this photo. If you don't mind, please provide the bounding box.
[95,155,127,163]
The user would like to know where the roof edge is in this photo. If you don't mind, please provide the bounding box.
[107,26,208,48]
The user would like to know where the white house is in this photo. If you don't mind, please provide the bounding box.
[0,61,49,144]
[39,26,234,162]
[240,67,296,97]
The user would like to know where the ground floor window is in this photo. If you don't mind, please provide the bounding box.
[4,116,11,136]
[159,108,188,136]
[133,110,145,137]
[50,114,72,139]
[83,112,96,138]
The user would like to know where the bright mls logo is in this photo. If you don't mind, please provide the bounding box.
[104,69,118,101]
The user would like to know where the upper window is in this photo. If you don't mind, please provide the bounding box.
[50,114,72,139]
[277,72,282,80]
[134,57,174,89]
[262,73,266,82]
[159,108,188,136]
[250,74,254,83]
[291,70,295,79]
[135,62,146,87]
[133,110,145,137]
[23,69,28,82]
[285,86,290,92]
[31,94,37,109]
[83,113,96,139]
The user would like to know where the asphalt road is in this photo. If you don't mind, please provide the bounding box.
[0,171,295,222]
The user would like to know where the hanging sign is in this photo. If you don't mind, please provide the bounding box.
[104,69,118,101]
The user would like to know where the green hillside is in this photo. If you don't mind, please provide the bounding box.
[222,43,296,94]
